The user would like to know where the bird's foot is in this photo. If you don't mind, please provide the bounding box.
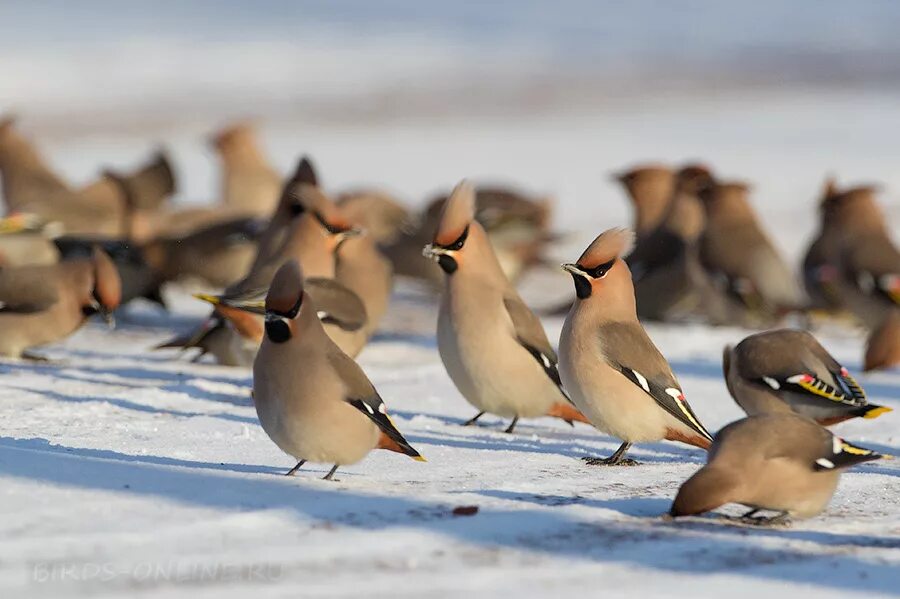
[582,456,640,467]
[740,513,792,527]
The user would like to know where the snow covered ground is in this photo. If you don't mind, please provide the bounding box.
[0,276,898,598]
[2,3,900,597]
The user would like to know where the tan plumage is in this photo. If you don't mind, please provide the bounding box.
[0,247,121,358]
[210,122,282,218]
[424,180,588,432]
[252,260,423,479]
[613,164,676,237]
[0,119,127,236]
[559,228,713,465]
[104,150,177,243]
[724,329,890,425]
[864,310,900,372]
[698,181,804,317]
[337,189,412,245]
[670,414,883,522]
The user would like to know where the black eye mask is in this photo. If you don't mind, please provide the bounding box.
[288,202,306,217]
[570,258,616,299]
[440,226,469,252]
[313,211,348,235]
[264,317,291,344]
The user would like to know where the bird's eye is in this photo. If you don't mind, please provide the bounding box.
[446,226,469,251]
[288,202,306,216]
[313,211,346,235]
[587,258,616,279]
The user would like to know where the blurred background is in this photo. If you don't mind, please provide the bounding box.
[2,0,899,255]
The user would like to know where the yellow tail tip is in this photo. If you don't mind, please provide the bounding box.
[864,406,893,419]
[192,293,220,305]
[412,455,427,462]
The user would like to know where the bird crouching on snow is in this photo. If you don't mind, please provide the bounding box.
[723,329,891,425]
[558,227,714,465]
[0,246,121,358]
[669,413,885,524]
[424,180,589,433]
[251,259,424,480]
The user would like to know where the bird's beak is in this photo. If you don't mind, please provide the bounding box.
[422,243,449,261]
[193,292,266,316]
[335,226,364,246]
[561,263,586,277]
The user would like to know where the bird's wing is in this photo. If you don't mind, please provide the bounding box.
[762,371,867,408]
[599,322,713,442]
[0,267,60,312]
[502,292,569,400]
[306,278,368,332]
[326,349,422,459]
[812,436,883,471]
[845,238,900,305]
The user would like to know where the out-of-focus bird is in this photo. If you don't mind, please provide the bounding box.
[723,329,891,425]
[210,122,282,218]
[252,259,424,480]
[822,186,900,328]
[0,118,128,237]
[387,184,556,287]
[104,150,177,243]
[157,158,366,365]
[802,176,845,314]
[698,180,804,318]
[669,413,884,524]
[337,189,413,245]
[0,247,121,358]
[424,180,588,433]
[612,164,676,237]
[559,228,713,465]
[864,310,900,372]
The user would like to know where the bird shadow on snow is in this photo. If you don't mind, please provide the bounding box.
[0,436,897,595]
[3,385,257,426]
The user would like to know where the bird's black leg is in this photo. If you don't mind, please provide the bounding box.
[740,508,760,520]
[582,442,639,466]
[322,465,339,481]
[285,460,306,476]
[504,416,520,434]
[463,411,485,426]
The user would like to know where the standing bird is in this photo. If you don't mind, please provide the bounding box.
[423,180,588,433]
[825,186,900,328]
[558,228,713,465]
[698,181,804,318]
[0,247,121,358]
[723,329,891,425]
[612,164,675,237]
[670,413,884,524]
[864,310,900,372]
[252,259,424,479]
[801,176,845,314]
[210,122,282,218]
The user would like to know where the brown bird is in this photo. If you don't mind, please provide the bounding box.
[0,247,121,358]
[612,164,676,237]
[670,413,884,524]
[864,310,900,372]
[210,122,282,218]
[336,189,413,245]
[802,176,846,314]
[559,228,714,465]
[424,180,588,433]
[698,180,804,318]
[824,186,900,328]
[0,118,127,237]
[104,150,177,243]
[723,329,891,425]
[252,259,423,480]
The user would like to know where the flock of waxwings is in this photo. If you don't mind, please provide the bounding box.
[1,115,898,526]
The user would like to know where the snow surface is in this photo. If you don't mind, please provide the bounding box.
[2,4,900,595]
[0,274,898,598]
